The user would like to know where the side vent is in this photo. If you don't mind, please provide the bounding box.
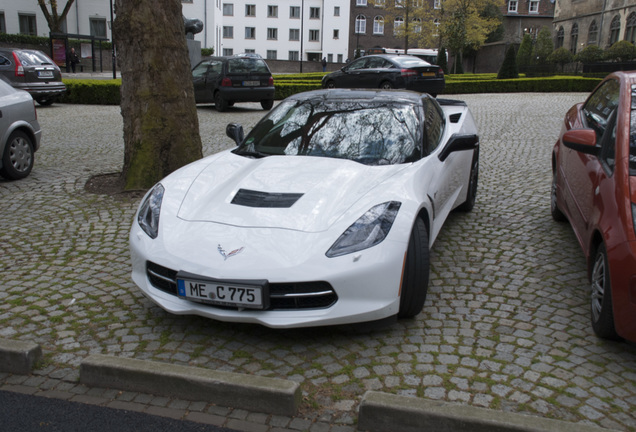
[449,113,462,123]
[231,188,303,208]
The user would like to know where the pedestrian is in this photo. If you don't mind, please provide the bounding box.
[69,47,80,73]
[322,57,327,72]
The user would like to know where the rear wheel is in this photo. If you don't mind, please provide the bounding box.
[379,81,393,89]
[214,92,229,112]
[261,99,274,110]
[398,218,430,319]
[35,97,55,106]
[456,150,479,212]
[590,244,620,340]
[0,130,34,180]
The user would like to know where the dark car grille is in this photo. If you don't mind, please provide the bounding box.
[146,261,337,310]
[231,189,303,208]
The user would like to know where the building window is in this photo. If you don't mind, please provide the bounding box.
[609,16,620,46]
[245,4,256,17]
[508,1,518,13]
[588,20,598,45]
[289,51,299,61]
[245,27,255,39]
[395,0,404,7]
[267,28,278,40]
[90,17,107,38]
[267,50,277,60]
[412,0,423,6]
[289,28,300,41]
[529,0,539,13]
[357,0,367,6]
[223,3,233,16]
[413,18,422,33]
[626,13,636,45]
[245,49,256,54]
[337,54,343,63]
[556,26,564,48]
[434,0,441,9]
[0,12,5,34]
[328,54,333,62]
[19,14,36,35]
[268,5,278,18]
[373,16,384,35]
[310,7,320,19]
[355,15,366,34]
[290,6,300,18]
[334,6,340,16]
[223,48,233,56]
[375,0,386,6]
[394,17,404,35]
[570,23,579,54]
[309,29,320,41]
[223,26,233,38]
[333,29,339,39]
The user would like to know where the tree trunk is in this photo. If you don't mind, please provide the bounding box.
[114,0,202,191]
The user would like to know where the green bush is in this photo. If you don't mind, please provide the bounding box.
[437,47,449,75]
[533,27,554,65]
[605,41,636,62]
[201,48,214,56]
[0,33,49,47]
[61,79,121,104]
[575,45,604,64]
[497,45,518,79]
[517,34,533,71]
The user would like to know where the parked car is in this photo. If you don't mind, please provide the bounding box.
[130,89,479,328]
[551,71,636,342]
[192,55,275,112]
[0,48,66,106]
[322,54,445,97]
[0,79,42,180]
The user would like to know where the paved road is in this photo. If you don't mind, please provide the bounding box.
[1,95,636,431]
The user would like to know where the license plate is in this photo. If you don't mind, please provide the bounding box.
[38,71,54,78]
[243,80,260,86]
[177,273,267,309]
[421,72,435,77]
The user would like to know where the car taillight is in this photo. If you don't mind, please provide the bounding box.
[268,76,274,86]
[221,77,232,87]
[401,69,417,77]
[437,67,444,78]
[12,52,24,77]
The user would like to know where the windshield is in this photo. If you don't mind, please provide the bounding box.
[236,99,422,166]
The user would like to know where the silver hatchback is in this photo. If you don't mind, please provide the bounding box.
[0,48,66,106]
[0,79,42,180]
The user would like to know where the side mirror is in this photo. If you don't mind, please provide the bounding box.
[562,129,599,156]
[438,134,479,161]
[226,123,244,145]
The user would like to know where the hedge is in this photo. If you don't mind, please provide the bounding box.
[60,74,602,105]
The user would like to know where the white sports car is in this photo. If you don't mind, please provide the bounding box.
[130,89,479,328]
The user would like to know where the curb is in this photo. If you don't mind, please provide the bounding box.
[358,391,619,432]
[80,354,301,416]
[0,339,42,375]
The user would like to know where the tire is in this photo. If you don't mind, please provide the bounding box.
[379,81,393,89]
[214,92,229,112]
[0,130,34,180]
[550,170,567,222]
[325,80,336,89]
[261,99,274,110]
[456,149,479,212]
[590,244,620,340]
[398,218,430,319]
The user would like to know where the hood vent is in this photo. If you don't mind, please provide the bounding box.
[231,188,304,208]
[449,113,462,123]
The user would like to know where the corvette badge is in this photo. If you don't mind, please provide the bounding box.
[218,244,244,261]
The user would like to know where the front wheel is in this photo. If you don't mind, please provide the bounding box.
[590,244,620,340]
[325,80,336,89]
[261,99,274,110]
[0,130,34,180]
[398,218,430,318]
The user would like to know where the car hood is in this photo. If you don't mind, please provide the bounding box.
[176,152,407,232]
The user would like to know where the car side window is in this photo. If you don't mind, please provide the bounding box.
[192,61,210,78]
[599,110,617,175]
[347,58,368,71]
[367,57,386,69]
[422,98,445,153]
[0,55,10,66]
[582,79,620,146]
[208,61,223,76]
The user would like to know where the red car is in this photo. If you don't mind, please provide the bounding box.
[551,71,636,342]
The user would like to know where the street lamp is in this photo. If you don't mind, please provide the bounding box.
[300,0,304,73]
[109,0,116,79]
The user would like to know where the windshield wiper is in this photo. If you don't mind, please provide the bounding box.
[233,149,270,158]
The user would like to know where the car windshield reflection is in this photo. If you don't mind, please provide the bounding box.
[235,99,422,166]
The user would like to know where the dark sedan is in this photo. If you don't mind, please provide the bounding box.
[321,54,445,97]
[0,48,66,106]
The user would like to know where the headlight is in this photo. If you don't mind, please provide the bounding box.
[326,201,401,258]
[137,183,164,239]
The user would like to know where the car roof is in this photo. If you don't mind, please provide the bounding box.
[286,88,430,105]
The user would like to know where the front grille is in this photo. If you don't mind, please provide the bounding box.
[146,261,337,310]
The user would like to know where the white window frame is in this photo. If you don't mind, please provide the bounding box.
[529,0,539,13]
[373,16,384,35]
[310,7,320,19]
[508,1,518,13]
[245,27,256,39]
[355,15,366,34]
[267,28,278,40]
[222,3,233,16]
[268,5,278,18]
[290,6,300,18]
[309,29,320,41]
[245,4,256,17]
[223,26,233,38]
[289,28,300,41]
[357,0,367,6]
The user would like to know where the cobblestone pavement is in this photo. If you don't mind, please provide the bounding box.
[1,95,636,432]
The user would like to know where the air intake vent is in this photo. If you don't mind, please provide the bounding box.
[449,113,462,123]
[231,188,303,208]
